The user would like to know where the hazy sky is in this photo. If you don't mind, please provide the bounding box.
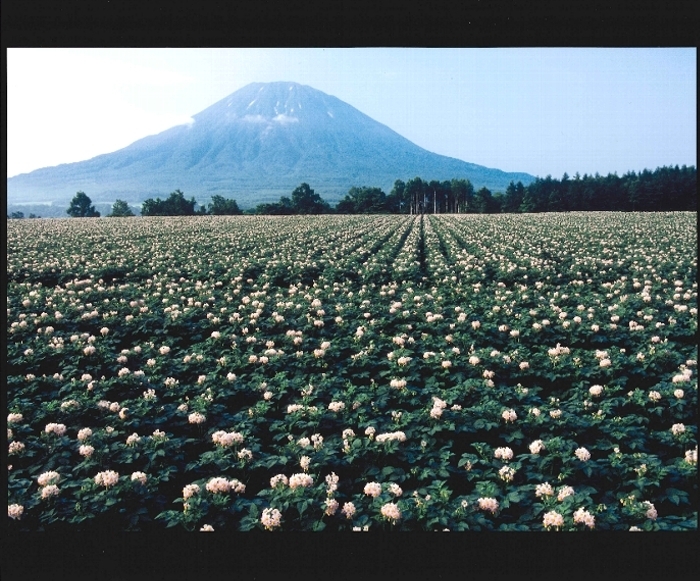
[7,48,696,179]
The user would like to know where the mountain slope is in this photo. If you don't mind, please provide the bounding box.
[7,82,535,208]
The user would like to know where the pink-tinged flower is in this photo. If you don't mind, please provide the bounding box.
[549,409,562,419]
[324,498,339,516]
[126,432,141,446]
[299,456,311,471]
[206,477,231,494]
[8,504,24,520]
[325,472,339,494]
[341,502,356,519]
[364,482,382,498]
[311,434,324,449]
[589,385,604,397]
[41,484,60,500]
[79,444,95,457]
[375,431,406,443]
[501,409,517,423]
[37,471,61,487]
[118,407,129,420]
[673,389,684,399]
[573,507,595,529]
[77,428,93,441]
[131,471,147,485]
[270,474,288,488]
[211,430,244,447]
[7,413,23,424]
[94,470,120,488]
[535,482,554,498]
[188,412,206,425]
[289,473,313,489]
[471,320,481,330]
[45,423,67,436]
[261,508,282,531]
[390,378,407,390]
[199,524,214,532]
[494,447,514,461]
[557,486,575,501]
[328,401,346,412]
[182,484,200,499]
[599,358,611,368]
[529,440,545,455]
[542,510,564,529]
[380,502,401,522]
[388,483,403,497]
[159,346,170,355]
[519,361,529,370]
[671,423,686,436]
[530,407,541,417]
[574,447,591,462]
[498,466,516,482]
[648,391,661,402]
[643,501,657,520]
[477,497,499,514]
[229,479,246,494]
[8,441,25,455]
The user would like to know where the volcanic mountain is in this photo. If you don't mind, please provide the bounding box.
[7,82,535,210]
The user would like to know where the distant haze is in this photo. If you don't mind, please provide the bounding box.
[7,82,535,209]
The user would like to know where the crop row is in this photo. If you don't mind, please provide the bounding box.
[6,212,697,531]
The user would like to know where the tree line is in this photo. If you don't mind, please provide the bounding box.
[60,164,695,218]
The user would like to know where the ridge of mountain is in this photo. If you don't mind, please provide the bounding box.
[7,81,535,208]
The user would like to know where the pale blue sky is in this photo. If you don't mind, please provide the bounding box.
[7,48,696,179]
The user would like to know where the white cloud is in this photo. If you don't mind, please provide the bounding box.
[272,114,299,124]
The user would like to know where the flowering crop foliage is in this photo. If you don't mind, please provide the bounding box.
[6,213,697,531]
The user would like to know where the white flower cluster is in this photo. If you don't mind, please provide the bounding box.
[211,430,244,447]
[261,507,282,530]
[501,409,517,423]
[380,502,401,523]
[45,423,67,436]
[289,473,313,489]
[205,477,245,494]
[94,470,120,488]
[542,510,564,529]
[375,431,407,443]
[430,396,447,419]
[477,497,499,514]
[529,440,545,455]
[494,446,514,461]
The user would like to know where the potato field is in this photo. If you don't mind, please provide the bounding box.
[6,212,697,531]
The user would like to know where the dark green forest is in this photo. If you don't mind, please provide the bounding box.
[254,165,696,215]
[10,165,694,219]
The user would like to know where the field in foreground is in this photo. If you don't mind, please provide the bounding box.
[6,212,697,531]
